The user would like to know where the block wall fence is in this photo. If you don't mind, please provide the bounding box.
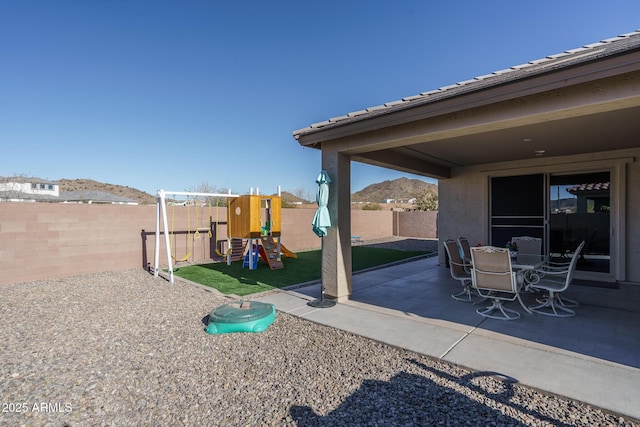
[0,203,438,286]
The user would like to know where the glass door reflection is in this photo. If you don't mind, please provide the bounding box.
[549,172,610,274]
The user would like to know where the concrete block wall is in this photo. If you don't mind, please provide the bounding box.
[352,210,394,241]
[1,203,158,286]
[394,210,438,238]
[0,203,438,286]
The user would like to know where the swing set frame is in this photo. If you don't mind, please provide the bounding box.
[154,189,239,284]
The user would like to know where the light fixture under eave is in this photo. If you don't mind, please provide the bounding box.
[523,138,532,143]
[534,150,545,156]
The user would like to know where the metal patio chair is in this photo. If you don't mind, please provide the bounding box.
[527,240,585,317]
[457,237,472,269]
[470,246,523,320]
[443,239,479,302]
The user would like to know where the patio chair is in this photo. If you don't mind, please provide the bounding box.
[470,246,522,320]
[527,240,585,317]
[457,237,472,269]
[443,239,479,302]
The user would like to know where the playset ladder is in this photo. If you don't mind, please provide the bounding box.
[261,236,284,270]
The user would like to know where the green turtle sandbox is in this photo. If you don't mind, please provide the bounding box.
[205,300,276,334]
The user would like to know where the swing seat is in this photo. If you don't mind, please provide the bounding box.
[172,252,191,262]
[215,248,232,257]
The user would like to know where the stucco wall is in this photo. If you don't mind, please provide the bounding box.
[438,172,487,265]
[437,148,640,283]
[0,203,435,286]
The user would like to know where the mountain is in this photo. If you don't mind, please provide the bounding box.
[280,191,311,205]
[58,179,157,205]
[9,176,433,206]
[58,180,313,205]
[351,177,437,203]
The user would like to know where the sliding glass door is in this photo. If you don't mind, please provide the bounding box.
[491,171,612,279]
[549,172,610,274]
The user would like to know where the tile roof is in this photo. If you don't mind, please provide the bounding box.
[567,182,610,194]
[294,30,640,139]
[0,190,138,204]
[59,190,137,204]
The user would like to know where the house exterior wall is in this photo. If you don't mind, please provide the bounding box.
[438,172,488,252]
[437,147,640,283]
[627,151,640,282]
[0,203,434,286]
[0,181,59,197]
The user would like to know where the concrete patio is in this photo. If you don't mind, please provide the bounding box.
[255,256,640,421]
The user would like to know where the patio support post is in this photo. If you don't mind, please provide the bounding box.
[321,148,352,302]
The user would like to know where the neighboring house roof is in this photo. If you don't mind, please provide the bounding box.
[0,190,138,204]
[59,190,138,204]
[294,30,640,139]
[0,176,58,185]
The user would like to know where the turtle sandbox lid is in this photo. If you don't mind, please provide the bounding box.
[205,300,276,334]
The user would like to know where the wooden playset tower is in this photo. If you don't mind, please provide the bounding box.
[227,195,284,269]
[227,195,281,238]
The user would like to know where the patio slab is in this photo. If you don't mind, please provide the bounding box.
[254,256,640,420]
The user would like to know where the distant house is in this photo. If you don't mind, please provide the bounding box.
[59,190,138,205]
[382,198,417,204]
[0,177,59,201]
[0,177,138,205]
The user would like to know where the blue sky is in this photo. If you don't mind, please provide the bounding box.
[1,1,639,198]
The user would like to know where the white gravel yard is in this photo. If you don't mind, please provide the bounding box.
[1,269,637,426]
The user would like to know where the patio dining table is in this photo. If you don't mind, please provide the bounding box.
[512,258,546,291]
[464,255,544,288]
[510,259,546,314]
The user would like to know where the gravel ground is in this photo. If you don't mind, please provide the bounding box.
[1,253,638,425]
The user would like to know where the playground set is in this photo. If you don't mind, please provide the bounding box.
[153,189,297,284]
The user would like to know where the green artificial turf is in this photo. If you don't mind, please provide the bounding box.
[173,246,428,296]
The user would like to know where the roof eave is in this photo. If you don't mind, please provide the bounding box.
[294,31,640,147]
[296,49,640,148]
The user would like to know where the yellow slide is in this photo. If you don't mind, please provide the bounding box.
[280,243,297,258]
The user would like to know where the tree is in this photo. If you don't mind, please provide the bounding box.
[289,187,312,203]
[362,203,382,210]
[194,182,232,206]
[414,190,438,211]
